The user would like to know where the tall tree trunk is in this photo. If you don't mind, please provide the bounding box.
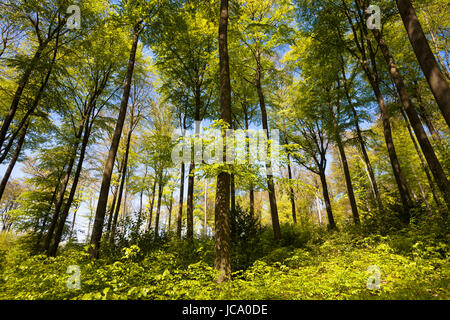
[89,22,141,260]
[414,81,441,143]
[255,60,281,241]
[400,108,443,209]
[395,0,450,127]
[43,122,84,253]
[167,190,173,233]
[287,154,297,224]
[49,112,92,256]
[0,121,28,202]
[318,169,336,230]
[147,179,157,232]
[203,179,208,237]
[329,97,360,225]
[186,162,195,240]
[0,43,46,149]
[244,110,255,218]
[230,174,236,213]
[177,163,185,239]
[154,178,164,240]
[372,28,450,212]
[215,0,232,283]
[110,125,133,244]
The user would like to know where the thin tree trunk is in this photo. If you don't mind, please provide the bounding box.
[147,179,157,232]
[287,154,297,224]
[154,178,164,240]
[203,179,208,237]
[215,0,232,283]
[372,28,450,212]
[49,111,92,256]
[318,169,336,230]
[89,22,141,260]
[244,110,255,218]
[414,81,441,143]
[186,162,195,240]
[177,163,185,239]
[0,122,28,202]
[255,61,281,241]
[395,0,450,127]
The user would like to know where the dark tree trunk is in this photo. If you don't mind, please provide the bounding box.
[89,22,141,260]
[110,124,133,244]
[230,174,236,213]
[255,61,281,241]
[186,162,195,240]
[49,111,92,256]
[319,169,336,230]
[287,154,297,224]
[395,0,450,128]
[154,178,164,240]
[177,163,185,239]
[414,82,441,143]
[244,110,255,218]
[372,28,450,212]
[215,0,232,283]
[400,108,443,209]
[0,121,28,202]
[147,179,157,232]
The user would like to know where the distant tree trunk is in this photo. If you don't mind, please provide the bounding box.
[49,111,92,256]
[372,28,450,213]
[244,110,255,218]
[395,0,450,128]
[0,121,28,202]
[167,190,173,233]
[177,163,185,239]
[414,81,441,143]
[215,0,232,283]
[186,162,195,240]
[329,96,360,225]
[43,122,84,253]
[106,160,124,233]
[400,108,443,209]
[203,179,208,237]
[287,153,297,224]
[318,169,336,230]
[255,58,281,241]
[154,178,164,240]
[89,22,141,260]
[110,124,133,244]
[0,43,46,150]
[146,179,157,232]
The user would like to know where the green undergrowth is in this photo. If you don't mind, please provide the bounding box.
[0,225,448,300]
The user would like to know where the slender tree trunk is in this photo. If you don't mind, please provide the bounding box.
[400,108,443,209]
[43,122,84,253]
[215,0,232,283]
[167,190,173,233]
[110,125,133,244]
[0,122,28,202]
[203,179,208,237]
[414,82,441,143]
[255,61,281,241]
[186,162,195,240]
[329,98,360,225]
[244,111,255,218]
[395,0,450,127]
[89,22,141,260]
[49,112,92,256]
[318,169,336,230]
[147,179,157,232]
[372,28,450,212]
[177,163,185,239]
[0,44,46,149]
[287,154,297,224]
[154,178,164,240]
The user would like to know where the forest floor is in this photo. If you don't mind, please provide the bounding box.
[0,223,449,300]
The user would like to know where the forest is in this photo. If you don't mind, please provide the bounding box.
[0,0,449,300]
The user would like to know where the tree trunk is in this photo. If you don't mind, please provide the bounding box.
[395,0,450,128]
[146,179,157,232]
[287,155,297,224]
[215,0,232,283]
[244,110,255,218]
[186,162,195,240]
[177,163,185,239]
[414,81,441,143]
[318,169,336,230]
[89,22,141,260]
[0,44,45,150]
[49,111,92,256]
[0,121,28,202]
[154,178,164,240]
[372,28,450,212]
[255,60,281,241]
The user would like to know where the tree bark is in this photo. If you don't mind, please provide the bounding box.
[146,179,157,232]
[372,28,450,212]
[395,0,450,128]
[89,22,141,260]
[177,163,185,239]
[215,0,232,283]
[154,178,164,240]
[318,169,336,230]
